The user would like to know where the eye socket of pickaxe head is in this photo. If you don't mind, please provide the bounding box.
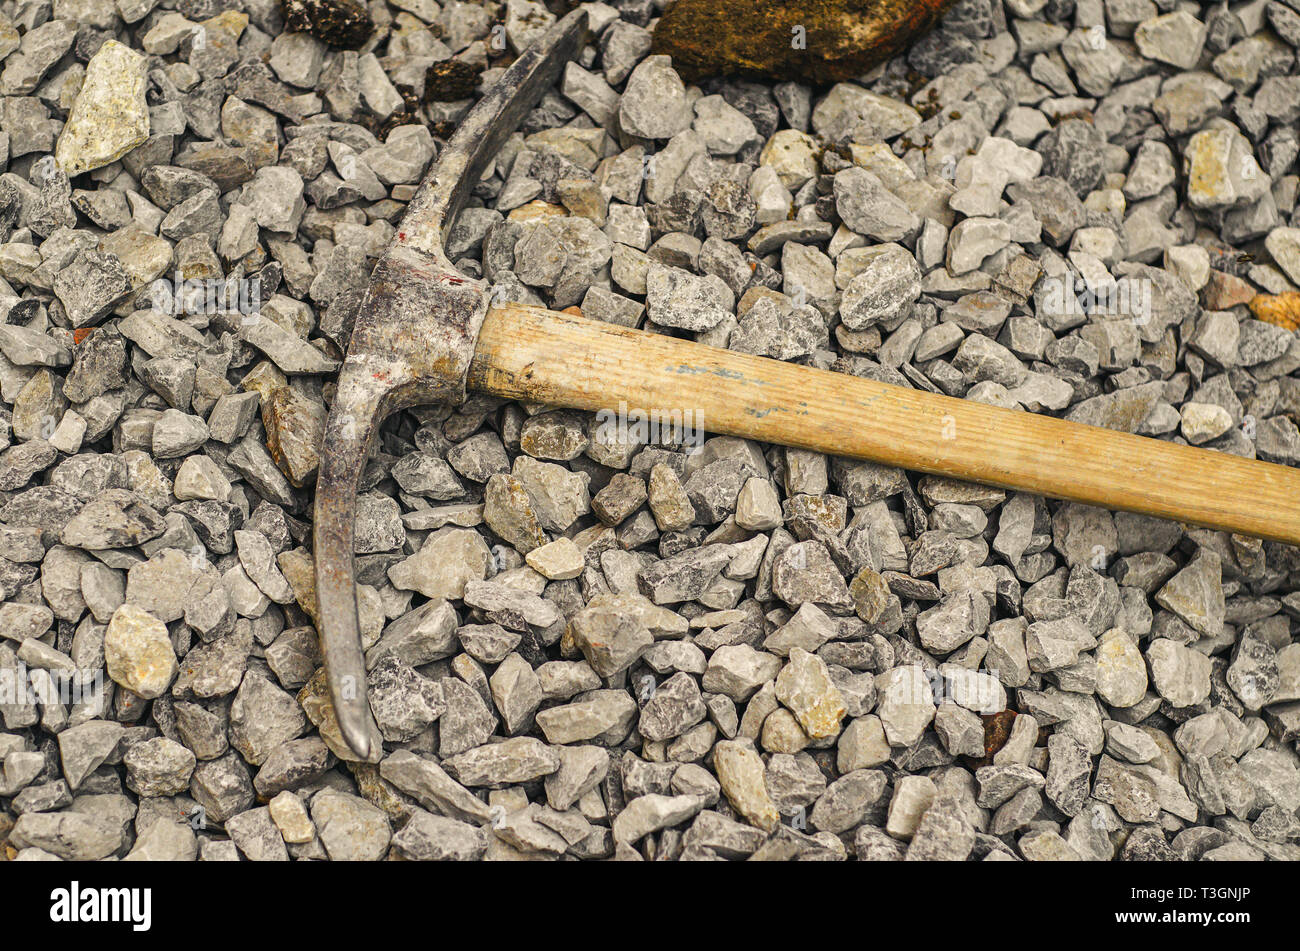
[312,10,590,761]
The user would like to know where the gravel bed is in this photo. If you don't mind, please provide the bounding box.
[0,0,1299,862]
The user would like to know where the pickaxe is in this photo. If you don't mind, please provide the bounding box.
[314,9,1300,760]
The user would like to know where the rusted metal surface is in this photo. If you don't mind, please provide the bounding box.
[312,9,590,760]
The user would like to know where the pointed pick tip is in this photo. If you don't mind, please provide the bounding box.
[338,707,378,762]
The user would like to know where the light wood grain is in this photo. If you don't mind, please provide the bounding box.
[470,305,1300,546]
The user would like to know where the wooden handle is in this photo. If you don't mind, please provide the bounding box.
[469,305,1300,546]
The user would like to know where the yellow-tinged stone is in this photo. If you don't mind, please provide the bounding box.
[99,228,173,289]
[104,603,177,699]
[1095,628,1148,708]
[556,178,608,224]
[849,141,916,191]
[526,127,603,170]
[173,241,224,282]
[200,9,249,53]
[1250,292,1300,332]
[347,762,412,822]
[0,15,18,60]
[260,294,314,339]
[508,200,567,223]
[713,740,780,830]
[267,790,315,843]
[55,40,150,176]
[483,474,548,554]
[524,537,584,580]
[239,360,288,402]
[355,584,385,650]
[774,647,847,739]
[1184,127,1267,211]
[208,9,249,30]
[761,707,811,753]
[760,129,819,191]
[276,547,318,622]
[11,370,66,442]
[0,243,42,285]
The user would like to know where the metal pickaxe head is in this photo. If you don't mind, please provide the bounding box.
[313,10,590,760]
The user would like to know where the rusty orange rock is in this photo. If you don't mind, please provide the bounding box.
[652,0,962,82]
[1201,270,1255,310]
[964,708,1018,768]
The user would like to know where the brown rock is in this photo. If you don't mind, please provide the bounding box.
[424,59,481,102]
[966,708,1017,768]
[282,0,374,50]
[263,385,326,487]
[652,0,961,83]
[1201,270,1255,310]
